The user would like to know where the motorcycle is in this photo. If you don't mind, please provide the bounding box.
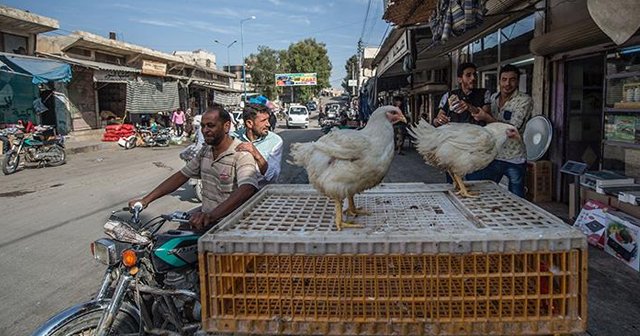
[31,204,203,336]
[118,125,171,150]
[2,125,66,175]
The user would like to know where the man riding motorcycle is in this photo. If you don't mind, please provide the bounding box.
[130,105,258,231]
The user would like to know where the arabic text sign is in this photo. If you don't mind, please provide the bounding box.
[275,73,317,86]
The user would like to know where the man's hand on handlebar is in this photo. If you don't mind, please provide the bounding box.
[188,211,214,231]
[128,199,148,210]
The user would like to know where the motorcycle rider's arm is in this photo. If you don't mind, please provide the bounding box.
[190,184,257,231]
[129,171,189,208]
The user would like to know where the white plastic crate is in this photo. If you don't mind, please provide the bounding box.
[200,182,586,255]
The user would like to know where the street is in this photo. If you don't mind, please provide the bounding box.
[2,122,639,336]
[0,123,443,335]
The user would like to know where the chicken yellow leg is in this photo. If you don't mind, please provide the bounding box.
[346,196,371,217]
[452,174,477,198]
[335,198,363,230]
[448,171,461,192]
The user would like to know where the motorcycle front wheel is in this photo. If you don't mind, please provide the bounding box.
[46,146,66,167]
[48,308,139,336]
[2,151,20,175]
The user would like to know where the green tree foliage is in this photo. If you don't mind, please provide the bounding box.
[341,54,358,93]
[246,39,332,103]
[281,38,332,102]
[246,46,282,100]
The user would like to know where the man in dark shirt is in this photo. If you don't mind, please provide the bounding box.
[434,62,491,127]
[434,62,494,183]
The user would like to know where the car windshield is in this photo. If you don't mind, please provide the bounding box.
[290,107,306,115]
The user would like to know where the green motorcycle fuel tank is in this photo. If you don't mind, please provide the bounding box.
[152,230,200,272]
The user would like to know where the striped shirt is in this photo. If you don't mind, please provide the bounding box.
[180,138,258,213]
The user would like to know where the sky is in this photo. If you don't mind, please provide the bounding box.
[6,0,390,89]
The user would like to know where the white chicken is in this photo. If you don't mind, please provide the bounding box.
[289,106,406,230]
[409,121,519,197]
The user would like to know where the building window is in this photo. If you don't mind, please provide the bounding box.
[67,47,92,58]
[206,59,211,68]
[95,51,126,65]
[1,32,28,54]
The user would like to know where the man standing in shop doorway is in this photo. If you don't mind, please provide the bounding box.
[472,64,533,197]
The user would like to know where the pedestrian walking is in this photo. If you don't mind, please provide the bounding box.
[171,108,186,137]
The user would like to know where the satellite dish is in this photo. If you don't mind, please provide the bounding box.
[523,115,553,161]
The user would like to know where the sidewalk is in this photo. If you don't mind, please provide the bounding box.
[387,143,640,336]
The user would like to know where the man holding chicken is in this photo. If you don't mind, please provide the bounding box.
[434,62,491,127]
[471,64,533,197]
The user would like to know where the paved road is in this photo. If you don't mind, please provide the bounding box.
[3,123,640,335]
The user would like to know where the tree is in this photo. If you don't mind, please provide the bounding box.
[341,54,358,94]
[281,38,332,102]
[246,46,282,100]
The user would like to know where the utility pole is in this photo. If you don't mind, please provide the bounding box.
[357,39,363,97]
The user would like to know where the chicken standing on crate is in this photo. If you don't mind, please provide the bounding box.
[289,106,406,230]
[409,121,520,197]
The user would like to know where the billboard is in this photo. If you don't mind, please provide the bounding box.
[275,73,317,86]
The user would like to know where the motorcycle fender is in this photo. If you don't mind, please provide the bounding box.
[30,299,139,336]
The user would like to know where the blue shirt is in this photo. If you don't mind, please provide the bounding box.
[230,127,283,187]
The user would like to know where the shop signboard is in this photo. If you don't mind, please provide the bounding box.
[141,60,167,77]
[275,73,317,86]
[94,70,137,83]
[377,30,410,76]
[348,79,358,87]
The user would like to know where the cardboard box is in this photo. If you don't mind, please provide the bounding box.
[604,210,640,271]
[574,200,610,248]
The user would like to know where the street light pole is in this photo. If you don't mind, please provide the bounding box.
[214,39,237,71]
[240,16,256,102]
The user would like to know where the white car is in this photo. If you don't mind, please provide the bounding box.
[286,105,309,128]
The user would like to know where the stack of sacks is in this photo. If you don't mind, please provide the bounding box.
[102,124,135,142]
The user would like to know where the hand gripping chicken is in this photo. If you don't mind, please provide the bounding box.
[409,121,519,197]
[289,106,406,230]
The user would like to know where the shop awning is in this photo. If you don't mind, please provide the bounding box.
[383,0,438,27]
[0,52,72,84]
[529,18,610,56]
[126,78,180,114]
[190,79,241,92]
[38,53,140,73]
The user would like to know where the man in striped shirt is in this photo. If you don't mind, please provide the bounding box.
[129,105,258,231]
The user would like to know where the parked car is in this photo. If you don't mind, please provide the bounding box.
[287,105,309,128]
[306,101,318,111]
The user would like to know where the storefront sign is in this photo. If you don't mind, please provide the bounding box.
[141,60,167,77]
[94,70,137,83]
[348,79,358,87]
[377,30,410,76]
[275,73,317,86]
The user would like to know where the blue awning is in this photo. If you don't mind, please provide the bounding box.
[0,53,72,84]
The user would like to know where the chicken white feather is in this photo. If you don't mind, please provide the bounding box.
[409,121,517,196]
[289,105,404,229]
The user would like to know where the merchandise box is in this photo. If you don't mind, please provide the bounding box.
[573,200,610,248]
[604,210,640,272]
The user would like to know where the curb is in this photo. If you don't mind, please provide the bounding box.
[65,142,114,155]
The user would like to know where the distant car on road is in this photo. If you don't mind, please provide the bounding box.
[287,105,309,129]
[306,101,317,111]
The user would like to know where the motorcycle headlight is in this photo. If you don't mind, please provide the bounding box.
[91,238,119,265]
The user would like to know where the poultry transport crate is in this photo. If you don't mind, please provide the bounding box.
[198,182,587,335]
